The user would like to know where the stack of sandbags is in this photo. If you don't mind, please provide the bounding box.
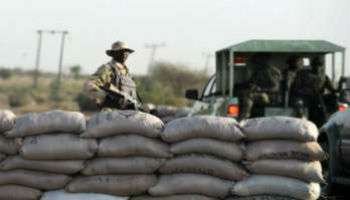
[140,116,246,200]
[66,110,168,197]
[232,117,325,200]
[0,110,91,200]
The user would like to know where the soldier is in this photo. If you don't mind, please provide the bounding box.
[84,41,141,110]
[239,53,282,120]
[284,56,304,106]
[291,56,336,125]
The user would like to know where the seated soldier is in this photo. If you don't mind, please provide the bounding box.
[239,54,282,120]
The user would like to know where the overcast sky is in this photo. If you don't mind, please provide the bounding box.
[0,0,349,75]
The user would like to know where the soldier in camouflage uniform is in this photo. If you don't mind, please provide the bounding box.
[291,56,336,125]
[84,41,141,110]
[239,54,282,120]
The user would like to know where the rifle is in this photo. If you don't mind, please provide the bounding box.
[100,84,142,110]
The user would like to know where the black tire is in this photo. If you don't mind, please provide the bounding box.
[319,134,333,196]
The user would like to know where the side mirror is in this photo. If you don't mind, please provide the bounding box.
[185,89,199,100]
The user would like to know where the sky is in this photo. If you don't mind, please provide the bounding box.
[0,0,349,75]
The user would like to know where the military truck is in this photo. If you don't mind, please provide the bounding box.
[186,40,347,121]
[185,40,349,193]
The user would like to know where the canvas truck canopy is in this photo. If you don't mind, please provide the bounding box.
[215,40,346,97]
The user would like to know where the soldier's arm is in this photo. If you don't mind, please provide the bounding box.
[84,65,113,104]
[324,76,336,93]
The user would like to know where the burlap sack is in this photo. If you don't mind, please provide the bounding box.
[0,135,21,155]
[159,155,248,181]
[0,185,42,200]
[245,140,325,161]
[82,157,165,175]
[0,110,15,133]
[232,175,320,200]
[0,169,71,190]
[41,190,128,200]
[156,105,178,118]
[171,138,243,161]
[130,195,219,200]
[66,175,157,196]
[98,135,171,158]
[245,159,324,183]
[82,110,163,138]
[240,117,318,142]
[20,134,97,160]
[225,196,297,200]
[162,116,244,142]
[0,156,85,174]
[5,110,85,137]
[149,174,233,198]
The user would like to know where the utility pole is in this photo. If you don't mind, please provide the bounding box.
[145,42,166,73]
[33,30,43,88]
[57,31,68,91]
[202,52,214,75]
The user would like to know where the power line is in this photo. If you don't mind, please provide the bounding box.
[145,42,166,73]
[32,29,69,94]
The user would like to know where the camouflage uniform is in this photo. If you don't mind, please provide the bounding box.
[239,63,282,120]
[290,56,336,125]
[84,41,139,110]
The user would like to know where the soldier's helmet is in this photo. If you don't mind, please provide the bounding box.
[106,41,134,56]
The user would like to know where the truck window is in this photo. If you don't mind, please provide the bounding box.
[202,76,216,98]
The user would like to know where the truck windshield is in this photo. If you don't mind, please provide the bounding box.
[201,75,218,98]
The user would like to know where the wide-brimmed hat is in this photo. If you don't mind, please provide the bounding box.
[106,41,134,56]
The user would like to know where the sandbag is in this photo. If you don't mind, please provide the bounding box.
[20,134,97,160]
[240,117,318,142]
[0,169,71,190]
[0,135,21,155]
[159,155,248,181]
[0,156,85,174]
[41,190,127,200]
[66,175,157,196]
[245,159,324,183]
[226,196,298,200]
[149,174,233,198]
[162,116,244,142]
[245,140,325,161]
[232,175,320,200]
[0,185,42,200]
[98,134,171,158]
[131,195,219,200]
[156,105,178,118]
[82,110,163,138]
[82,157,165,175]
[171,138,243,161]
[0,110,15,133]
[5,110,85,137]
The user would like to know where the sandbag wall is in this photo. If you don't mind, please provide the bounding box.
[136,116,247,200]
[0,109,325,200]
[66,110,168,197]
[0,110,92,200]
[233,117,325,200]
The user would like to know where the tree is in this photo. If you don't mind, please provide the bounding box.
[70,65,81,79]
[0,68,13,79]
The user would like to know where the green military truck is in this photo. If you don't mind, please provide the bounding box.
[185,40,350,194]
[186,40,347,120]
